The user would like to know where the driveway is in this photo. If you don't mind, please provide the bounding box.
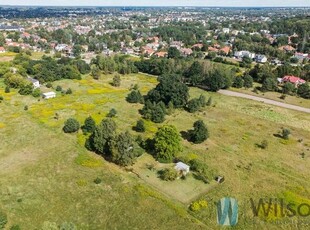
[218,90,310,114]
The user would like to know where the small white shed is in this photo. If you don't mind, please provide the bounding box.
[175,162,190,175]
[42,92,56,99]
[27,77,40,88]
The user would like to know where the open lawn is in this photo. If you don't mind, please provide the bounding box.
[0,73,310,229]
[0,51,48,62]
[30,51,49,60]
[0,52,16,62]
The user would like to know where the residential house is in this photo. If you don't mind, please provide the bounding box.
[21,32,31,39]
[146,42,160,51]
[280,75,306,87]
[208,46,219,53]
[170,41,183,49]
[278,45,296,53]
[219,46,231,55]
[192,43,203,50]
[147,36,159,43]
[294,53,309,61]
[234,50,255,59]
[271,59,282,66]
[141,46,155,57]
[222,28,230,34]
[0,47,6,53]
[6,41,20,47]
[121,47,134,55]
[180,48,193,57]
[55,44,68,52]
[255,54,268,63]
[154,51,168,58]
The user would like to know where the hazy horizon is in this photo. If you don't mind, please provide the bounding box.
[0,0,309,7]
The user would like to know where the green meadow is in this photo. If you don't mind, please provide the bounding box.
[0,73,310,229]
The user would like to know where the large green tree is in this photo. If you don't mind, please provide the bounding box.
[297,84,310,99]
[243,74,253,88]
[154,125,182,163]
[206,69,232,92]
[184,61,204,85]
[126,90,143,103]
[167,47,181,59]
[82,116,96,133]
[189,120,209,144]
[109,131,136,166]
[261,77,278,92]
[92,118,116,155]
[63,118,80,133]
[146,74,189,108]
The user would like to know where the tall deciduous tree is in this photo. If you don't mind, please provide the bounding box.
[184,61,204,85]
[297,84,310,99]
[92,118,116,155]
[154,125,182,163]
[168,47,181,59]
[233,77,244,88]
[207,69,232,92]
[112,74,121,87]
[63,118,80,133]
[243,74,253,88]
[109,131,136,166]
[146,74,189,108]
[91,65,101,80]
[261,77,278,92]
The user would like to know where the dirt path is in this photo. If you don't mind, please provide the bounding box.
[218,90,310,113]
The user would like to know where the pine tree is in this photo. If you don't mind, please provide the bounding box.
[112,74,121,87]
[190,120,209,144]
[82,116,96,133]
[135,119,145,132]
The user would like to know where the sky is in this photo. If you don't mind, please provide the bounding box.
[0,0,309,7]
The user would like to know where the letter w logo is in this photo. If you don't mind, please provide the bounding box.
[217,197,238,226]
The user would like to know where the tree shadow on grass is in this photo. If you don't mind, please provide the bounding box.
[180,130,192,142]
[273,133,282,138]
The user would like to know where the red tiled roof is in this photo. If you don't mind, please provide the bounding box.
[220,46,231,54]
[282,75,306,84]
[279,45,295,51]
[142,47,155,54]
[192,43,203,49]
[155,51,167,57]
[208,47,218,52]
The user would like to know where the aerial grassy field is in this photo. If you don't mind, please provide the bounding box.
[0,73,310,229]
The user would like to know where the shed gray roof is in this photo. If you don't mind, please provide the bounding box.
[175,162,190,170]
[27,77,39,83]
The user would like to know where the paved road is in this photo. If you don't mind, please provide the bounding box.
[218,90,310,114]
